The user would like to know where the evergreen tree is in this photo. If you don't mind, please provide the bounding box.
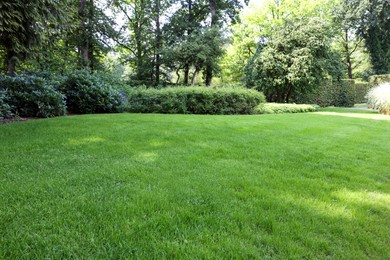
[0,0,68,74]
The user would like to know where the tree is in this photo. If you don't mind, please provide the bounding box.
[204,0,243,86]
[113,0,171,85]
[247,18,343,102]
[161,0,242,86]
[346,0,390,74]
[77,0,117,70]
[162,0,210,85]
[222,0,336,83]
[0,0,68,75]
[333,0,365,79]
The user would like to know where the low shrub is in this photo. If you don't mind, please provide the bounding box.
[366,82,390,115]
[0,75,66,118]
[254,103,319,114]
[59,71,123,114]
[127,87,265,114]
[0,89,13,120]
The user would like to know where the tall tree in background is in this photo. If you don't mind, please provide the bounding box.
[162,0,242,86]
[77,0,117,70]
[0,0,68,75]
[347,0,390,74]
[221,0,335,84]
[334,0,365,79]
[247,18,343,102]
[154,0,162,85]
[162,0,210,85]
[113,0,170,85]
[204,0,242,86]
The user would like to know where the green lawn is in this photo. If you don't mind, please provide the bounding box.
[1,111,389,258]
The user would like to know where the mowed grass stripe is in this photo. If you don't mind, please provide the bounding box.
[0,112,389,258]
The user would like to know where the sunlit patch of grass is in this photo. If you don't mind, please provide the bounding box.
[319,106,378,114]
[316,111,390,120]
[68,136,105,146]
[335,189,390,211]
[0,112,389,258]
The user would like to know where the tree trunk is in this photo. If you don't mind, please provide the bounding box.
[184,64,189,85]
[205,66,212,86]
[175,68,181,85]
[79,0,90,68]
[346,56,353,79]
[6,50,16,76]
[183,0,192,86]
[344,29,353,79]
[286,85,293,103]
[205,0,218,86]
[191,68,199,85]
[135,21,143,80]
[154,0,161,85]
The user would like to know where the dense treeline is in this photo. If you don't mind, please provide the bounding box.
[0,0,389,103]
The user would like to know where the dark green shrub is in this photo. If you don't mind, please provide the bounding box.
[127,87,265,115]
[0,89,13,120]
[336,80,356,107]
[0,75,66,118]
[59,71,123,114]
[298,80,356,107]
[354,82,372,103]
[255,103,319,114]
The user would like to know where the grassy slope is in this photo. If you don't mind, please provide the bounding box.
[0,112,389,258]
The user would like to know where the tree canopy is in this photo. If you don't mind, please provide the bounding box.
[0,0,389,88]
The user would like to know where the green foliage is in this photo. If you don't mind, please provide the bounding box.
[0,75,66,117]
[222,0,336,84]
[247,18,343,102]
[332,0,373,80]
[366,82,390,115]
[344,0,390,74]
[354,82,372,103]
[59,71,123,114]
[127,86,265,114]
[0,0,70,74]
[0,89,13,120]
[255,103,319,114]
[298,80,357,107]
[162,27,225,85]
[369,74,390,85]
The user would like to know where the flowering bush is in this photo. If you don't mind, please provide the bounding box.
[366,82,390,115]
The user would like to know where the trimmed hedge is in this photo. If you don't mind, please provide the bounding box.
[298,79,366,107]
[255,103,319,114]
[127,87,265,114]
[58,71,123,114]
[354,82,372,103]
[0,75,66,118]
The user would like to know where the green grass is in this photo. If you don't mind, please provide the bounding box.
[1,112,389,258]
